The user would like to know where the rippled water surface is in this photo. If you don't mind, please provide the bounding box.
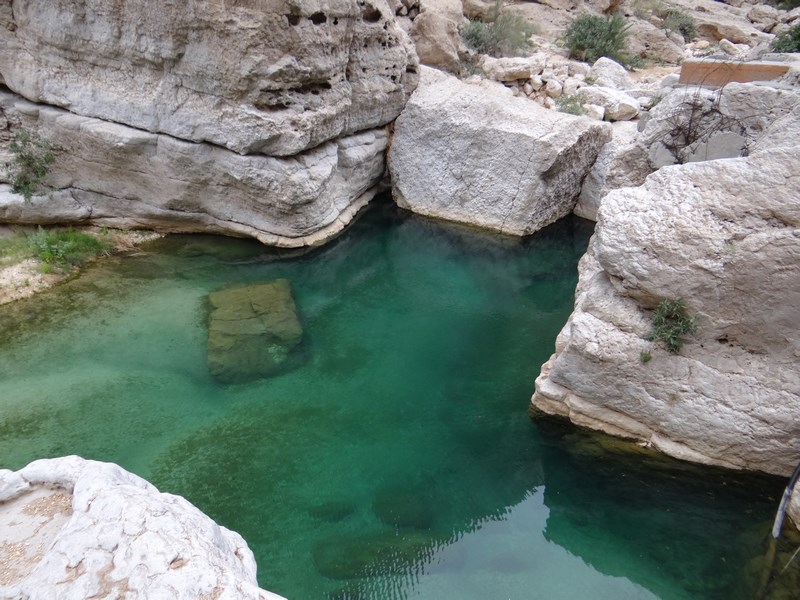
[0,202,791,599]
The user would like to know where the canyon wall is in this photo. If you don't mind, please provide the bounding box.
[0,0,418,246]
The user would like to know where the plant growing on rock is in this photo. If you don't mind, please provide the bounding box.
[660,9,696,41]
[556,94,587,115]
[563,14,632,67]
[461,1,538,57]
[5,130,55,202]
[27,227,111,272]
[647,298,698,353]
[771,23,800,53]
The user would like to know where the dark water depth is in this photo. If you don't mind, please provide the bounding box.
[0,202,792,599]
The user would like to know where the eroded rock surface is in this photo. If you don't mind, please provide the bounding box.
[208,280,303,384]
[0,456,284,600]
[0,91,386,247]
[532,134,800,475]
[0,0,418,157]
[389,66,611,235]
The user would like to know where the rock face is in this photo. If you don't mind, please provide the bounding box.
[0,0,417,157]
[0,456,284,600]
[531,135,800,476]
[208,280,303,384]
[389,66,611,236]
[0,0,418,247]
[0,91,386,247]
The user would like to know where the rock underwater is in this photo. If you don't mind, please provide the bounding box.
[208,280,303,384]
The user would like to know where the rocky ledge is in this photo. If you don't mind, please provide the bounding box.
[0,0,418,247]
[531,89,800,476]
[0,456,284,600]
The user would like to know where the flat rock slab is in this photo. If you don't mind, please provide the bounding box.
[208,280,303,384]
[679,60,791,87]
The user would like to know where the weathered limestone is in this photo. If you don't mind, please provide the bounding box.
[0,0,419,157]
[0,91,386,247]
[408,0,464,72]
[577,86,641,121]
[0,456,284,600]
[589,57,634,91]
[389,67,611,236]
[532,141,800,476]
[208,280,303,384]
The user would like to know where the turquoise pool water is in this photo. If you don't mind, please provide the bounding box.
[0,202,792,599]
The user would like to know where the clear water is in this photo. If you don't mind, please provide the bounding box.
[0,201,792,599]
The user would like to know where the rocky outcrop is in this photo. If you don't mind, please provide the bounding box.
[0,91,386,247]
[208,280,303,384]
[0,456,284,600]
[389,66,611,235]
[0,0,417,157]
[531,122,800,475]
[0,0,418,247]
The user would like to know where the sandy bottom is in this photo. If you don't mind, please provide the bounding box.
[0,486,73,586]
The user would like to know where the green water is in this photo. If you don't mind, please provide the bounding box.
[0,202,792,599]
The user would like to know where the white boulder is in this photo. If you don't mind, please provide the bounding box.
[578,86,641,121]
[589,57,634,90]
[389,67,611,235]
[0,456,284,600]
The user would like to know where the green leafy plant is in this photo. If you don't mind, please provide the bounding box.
[5,130,55,202]
[660,9,697,41]
[640,350,652,363]
[563,14,633,67]
[461,1,537,57]
[771,23,800,53]
[647,298,698,353]
[26,228,110,272]
[556,94,587,115]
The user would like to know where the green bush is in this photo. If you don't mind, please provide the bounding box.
[660,9,696,41]
[5,130,55,202]
[461,1,537,57]
[771,23,800,53]
[647,298,698,353]
[556,94,587,115]
[563,14,632,66]
[27,228,110,272]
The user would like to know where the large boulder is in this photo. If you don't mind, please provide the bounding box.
[0,456,284,600]
[0,0,418,157]
[208,280,303,384]
[389,67,611,235]
[409,0,464,72]
[531,119,800,475]
[0,91,386,247]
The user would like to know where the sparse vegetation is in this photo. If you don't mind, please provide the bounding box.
[461,1,537,57]
[771,23,800,53]
[563,14,633,67]
[4,130,55,202]
[660,9,696,41]
[647,298,698,354]
[640,350,652,363]
[27,228,111,272]
[556,94,587,115]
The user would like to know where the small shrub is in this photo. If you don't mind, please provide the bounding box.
[563,14,632,66]
[461,1,537,57]
[632,0,665,19]
[771,24,800,53]
[647,298,698,353]
[5,130,55,202]
[640,350,652,363]
[27,228,110,272]
[660,9,697,41]
[556,94,587,115]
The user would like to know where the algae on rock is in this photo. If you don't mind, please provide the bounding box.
[207,280,303,384]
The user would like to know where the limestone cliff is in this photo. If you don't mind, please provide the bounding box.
[531,102,800,476]
[0,0,418,246]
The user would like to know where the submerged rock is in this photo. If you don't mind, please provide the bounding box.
[389,66,611,236]
[372,483,436,530]
[0,456,283,600]
[208,280,303,384]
